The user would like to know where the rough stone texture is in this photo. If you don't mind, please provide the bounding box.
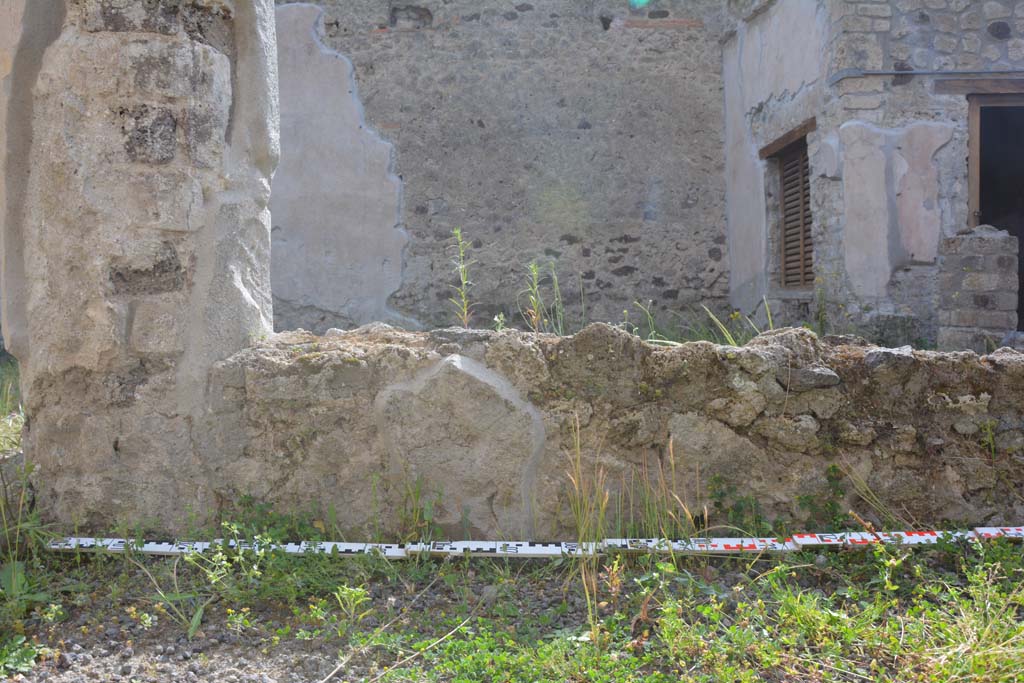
[376,353,546,537]
[51,323,1024,537]
[937,225,1020,352]
[274,0,730,329]
[1,0,65,360]
[8,0,281,527]
[724,0,1024,346]
[271,4,414,333]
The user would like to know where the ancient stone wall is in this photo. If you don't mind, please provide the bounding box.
[938,226,1019,352]
[6,0,280,527]
[820,0,1023,346]
[271,0,731,332]
[725,0,1024,347]
[9,0,1024,540]
[192,324,1024,539]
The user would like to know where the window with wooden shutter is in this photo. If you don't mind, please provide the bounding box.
[777,140,813,288]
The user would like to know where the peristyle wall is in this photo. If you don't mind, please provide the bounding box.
[6,0,1024,539]
[144,324,1024,536]
[270,0,731,332]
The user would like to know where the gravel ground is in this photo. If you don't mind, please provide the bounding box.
[12,560,619,683]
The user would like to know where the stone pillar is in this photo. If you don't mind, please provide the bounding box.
[6,0,279,527]
[2,1,66,360]
[937,226,1019,353]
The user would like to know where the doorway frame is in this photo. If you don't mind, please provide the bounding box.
[967,93,1024,228]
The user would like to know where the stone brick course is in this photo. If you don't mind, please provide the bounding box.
[937,226,1019,352]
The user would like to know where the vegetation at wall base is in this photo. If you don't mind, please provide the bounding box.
[0,358,22,454]
[5,510,1024,681]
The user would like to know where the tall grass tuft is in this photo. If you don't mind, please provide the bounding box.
[0,359,21,452]
[519,261,568,335]
[565,414,609,648]
[689,296,776,346]
[616,440,702,540]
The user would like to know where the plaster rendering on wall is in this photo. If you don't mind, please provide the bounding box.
[840,120,953,300]
[271,4,416,333]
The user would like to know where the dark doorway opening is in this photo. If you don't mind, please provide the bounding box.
[978,104,1024,330]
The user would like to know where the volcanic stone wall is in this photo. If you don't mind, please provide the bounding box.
[271,0,731,332]
[8,1,1024,539]
[184,325,1024,537]
[725,0,1024,348]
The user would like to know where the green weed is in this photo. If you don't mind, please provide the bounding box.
[448,227,475,328]
[519,261,567,335]
[1,462,49,628]
[565,413,610,649]
[0,359,23,455]
[0,635,39,676]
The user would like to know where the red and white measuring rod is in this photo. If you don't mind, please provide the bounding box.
[45,527,1024,559]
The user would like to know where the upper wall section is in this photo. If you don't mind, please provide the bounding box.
[271,4,412,333]
[274,0,731,330]
[724,0,1024,347]
[723,0,829,314]
[823,0,1024,344]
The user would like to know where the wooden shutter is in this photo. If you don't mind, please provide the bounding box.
[778,141,813,288]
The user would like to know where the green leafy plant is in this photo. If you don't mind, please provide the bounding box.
[127,553,216,640]
[448,227,475,328]
[796,463,847,530]
[1,458,50,628]
[980,419,999,463]
[0,635,39,676]
[297,585,372,641]
[332,584,372,637]
[707,474,772,536]
[128,523,274,639]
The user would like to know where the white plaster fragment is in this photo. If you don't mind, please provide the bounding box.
[271,4,416,332]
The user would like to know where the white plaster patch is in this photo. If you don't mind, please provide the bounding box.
[840,122,890,299]
[271,4,415,332]
[735,0,826,109]
[894,124,954,263]
[839,120,953,300]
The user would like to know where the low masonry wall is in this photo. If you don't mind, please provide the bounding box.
[34,323,1024,538]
